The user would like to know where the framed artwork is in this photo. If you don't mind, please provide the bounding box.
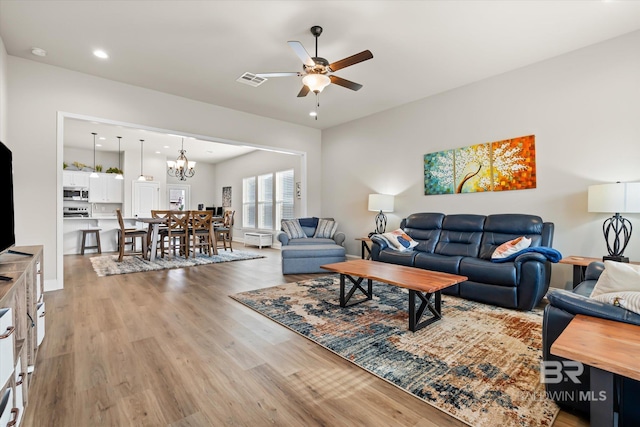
[222,186,232,207]
[424,135,536,195]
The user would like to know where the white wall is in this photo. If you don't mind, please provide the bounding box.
[322,30,640,290]
[7,57,321,289]
[0,36,7,142]
[214,149,303,239]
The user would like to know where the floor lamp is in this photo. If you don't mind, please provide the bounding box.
[588,182,640,263]
[368,194,394,236]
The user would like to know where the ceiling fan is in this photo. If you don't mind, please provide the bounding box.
[255,26,373,98]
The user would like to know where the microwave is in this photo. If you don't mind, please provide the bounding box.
[63,187,89,201]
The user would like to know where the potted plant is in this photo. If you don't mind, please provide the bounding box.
[106,167,123,174]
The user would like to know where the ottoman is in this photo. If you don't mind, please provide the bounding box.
[281,244,346,274]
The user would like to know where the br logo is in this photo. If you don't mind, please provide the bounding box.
[540,361,584,384]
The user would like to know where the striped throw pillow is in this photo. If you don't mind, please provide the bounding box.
[313,219,338,239]
[281,219,307,239]
[592,291,640,316]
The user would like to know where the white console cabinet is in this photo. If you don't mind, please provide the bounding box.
[244,232,273,249]
[0,246,45,426]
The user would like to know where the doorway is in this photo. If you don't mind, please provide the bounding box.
[167,184,190,210]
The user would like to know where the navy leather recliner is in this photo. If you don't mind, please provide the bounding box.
[542,262,640,423]
[370,213,554,310]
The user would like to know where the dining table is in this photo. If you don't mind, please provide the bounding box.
[135,217,168,261]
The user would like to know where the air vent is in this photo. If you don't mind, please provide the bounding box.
[236,72,267,87]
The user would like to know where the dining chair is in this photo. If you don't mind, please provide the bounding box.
[215,210,235,252]
[115,209,148,262]
[159,210,190,258]
[190,210,217,257]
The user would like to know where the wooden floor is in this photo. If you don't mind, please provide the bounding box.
[22,248,589,426]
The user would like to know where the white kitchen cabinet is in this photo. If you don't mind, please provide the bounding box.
[62,170,90,188]
[89,173,123,203]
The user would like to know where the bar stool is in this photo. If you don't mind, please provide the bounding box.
[81,228,102,255]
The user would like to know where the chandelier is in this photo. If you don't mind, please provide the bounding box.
[167,138,196,181]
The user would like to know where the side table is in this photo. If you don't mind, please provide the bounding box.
[559,256,640,287]
[355,237,372,260]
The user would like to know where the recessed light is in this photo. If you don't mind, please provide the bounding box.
[31,47,47,57]
[309,112,317,117]
[155,151,161,154]
[98,137,106,140]
[164,145,170,149]
[93,50,109,59]
[96,144,102,147]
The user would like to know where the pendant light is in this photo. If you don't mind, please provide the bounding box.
[115,136,124,180]
[90,132,99,178]
[137,139,146,181]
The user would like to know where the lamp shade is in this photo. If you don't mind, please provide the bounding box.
[302,73,331,93]
[588,182,640,214]
[368,194,394,212]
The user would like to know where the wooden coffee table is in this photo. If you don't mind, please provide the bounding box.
[321,259,467,332]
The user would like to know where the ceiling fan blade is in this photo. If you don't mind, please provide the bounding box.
[328,50,373,72]
[329,75,363,91]
[297,85,310,97]
[288,41,315,67]
[255,72,301,78]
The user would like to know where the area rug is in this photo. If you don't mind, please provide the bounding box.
[90,249,264,276]
[231,276,559,427]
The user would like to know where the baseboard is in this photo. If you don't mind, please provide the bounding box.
[44,278,62,292]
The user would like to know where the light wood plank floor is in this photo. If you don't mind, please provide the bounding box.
[23,248,589,426]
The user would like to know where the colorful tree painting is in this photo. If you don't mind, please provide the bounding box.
[424,135,536,195]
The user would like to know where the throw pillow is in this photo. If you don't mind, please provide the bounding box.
[281,219,307,239]
[313,219,338,239]
[491,236,532,260]
[381,229,419,251]
[592,291,640,316]
[298,217,319,228]
[590,260,640,298]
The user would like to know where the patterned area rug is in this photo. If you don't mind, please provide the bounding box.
[231,276,559,427]
[90,249,264,276]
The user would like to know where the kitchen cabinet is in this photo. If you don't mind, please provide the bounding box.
[0,246,45,426]
[62,170,90,188]
[89,173,123,203]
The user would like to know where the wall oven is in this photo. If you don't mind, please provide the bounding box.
[63,187,89,201]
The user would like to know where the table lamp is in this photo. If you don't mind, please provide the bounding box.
[588,182,640,263]
[368,194,394,235]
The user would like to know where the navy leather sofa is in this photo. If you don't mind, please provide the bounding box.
[370,213,554,310]
[542,262,640,423]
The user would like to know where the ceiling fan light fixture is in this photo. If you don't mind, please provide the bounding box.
[302,73,331,93]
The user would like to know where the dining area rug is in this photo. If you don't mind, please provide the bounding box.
[90,249,264,276]
[231,276,559,427]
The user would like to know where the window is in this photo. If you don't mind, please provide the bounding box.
[257,173,273,229]
[242,176,256,228]
[243,169,295,230]
[276,169,294,225]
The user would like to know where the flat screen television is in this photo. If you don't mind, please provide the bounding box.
[0,141,15,254]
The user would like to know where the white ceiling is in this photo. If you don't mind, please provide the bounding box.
[2,1,640,131]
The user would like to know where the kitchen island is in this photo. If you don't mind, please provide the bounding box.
[64,216,141,255]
